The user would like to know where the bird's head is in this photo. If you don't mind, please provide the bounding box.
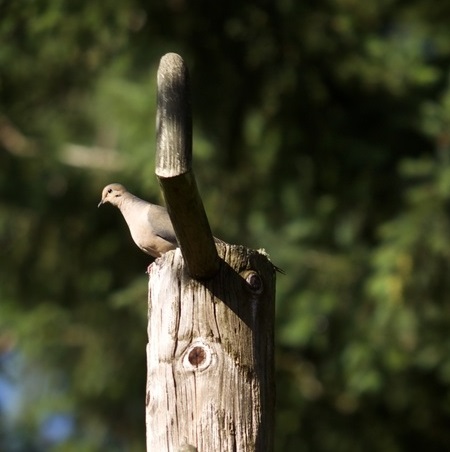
[98,183,127,208]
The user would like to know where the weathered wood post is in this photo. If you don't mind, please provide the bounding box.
[146,53,276,452]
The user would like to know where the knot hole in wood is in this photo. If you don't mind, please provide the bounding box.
[182,340,214,372]
[242,270,264,295]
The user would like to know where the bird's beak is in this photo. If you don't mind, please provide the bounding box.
[97,199,104,208]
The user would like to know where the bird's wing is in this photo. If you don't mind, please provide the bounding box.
[148,204,178,245]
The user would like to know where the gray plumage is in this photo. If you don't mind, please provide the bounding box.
[98,183,178,257]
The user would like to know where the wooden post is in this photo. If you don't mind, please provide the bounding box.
[146,53,276,452]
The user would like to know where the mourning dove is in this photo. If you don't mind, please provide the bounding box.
[98,183,178,257]
[98,183,286,273]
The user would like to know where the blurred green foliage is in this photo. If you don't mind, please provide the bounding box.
[2,0,450,450]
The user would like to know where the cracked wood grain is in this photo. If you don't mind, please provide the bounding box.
[146,242,275,452]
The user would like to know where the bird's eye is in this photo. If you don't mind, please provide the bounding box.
[107,188,112,194]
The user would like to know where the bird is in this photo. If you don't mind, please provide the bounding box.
[98,183,285,274]
[98,183,178,258]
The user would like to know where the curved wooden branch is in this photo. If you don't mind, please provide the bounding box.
[155,53,220,279]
